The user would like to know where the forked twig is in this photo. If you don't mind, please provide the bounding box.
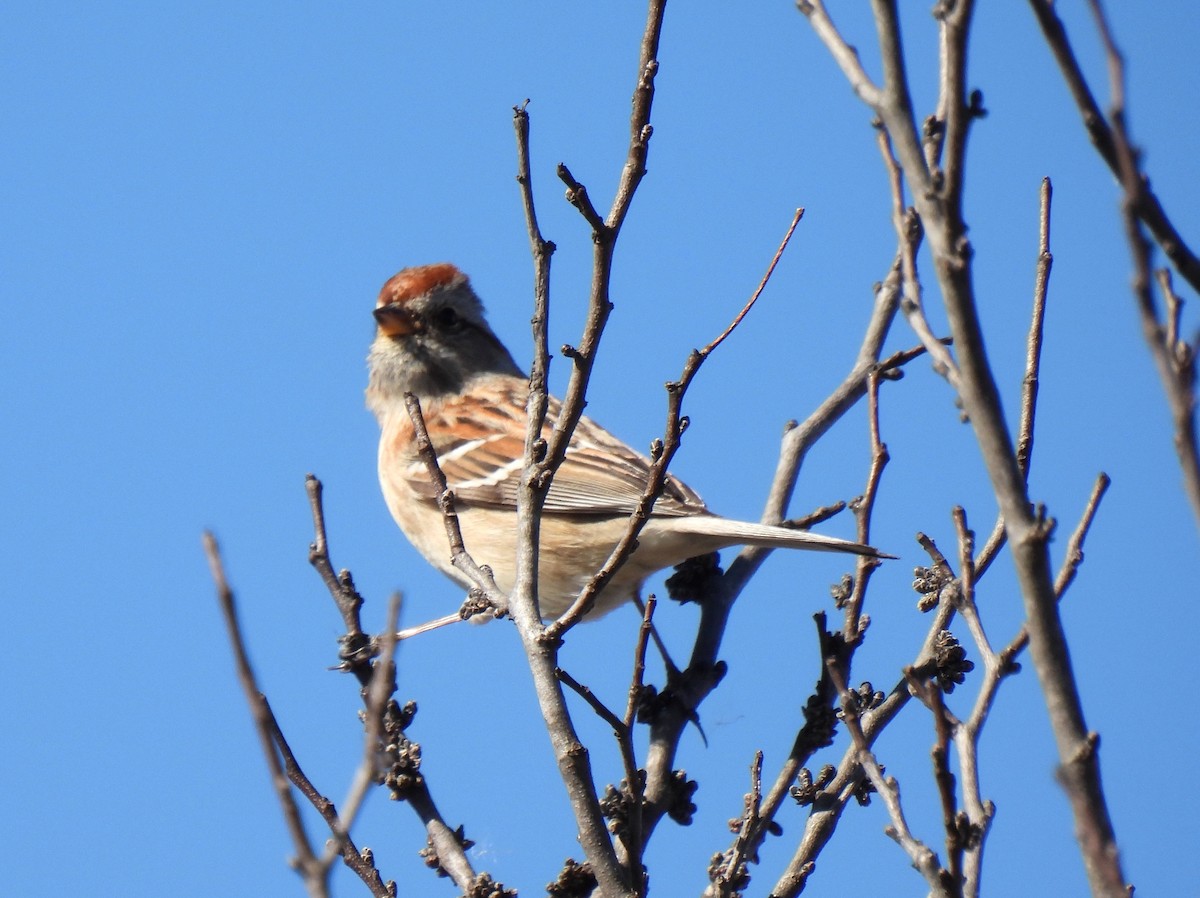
[798,5,1128,892]
[204,533,391,898]
[827,656,954,898]
[501,6,671,896]
[328,595,403,857]
[302,479,481,892]
[546,208,808,636]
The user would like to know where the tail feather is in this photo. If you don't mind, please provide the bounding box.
[672,515,895,559]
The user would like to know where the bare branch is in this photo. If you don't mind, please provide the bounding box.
[904,669,967,898]
[302,480,481,892]
[209,532,421,897]
[614,209,847,853]
[774,455,1108,895]
[1159,268,1184,354]
[875,126,959,386]
[705,614,842,898]
[1074,0,1200,529]
[557,163,607,234]
[800,4,1131,890]
[623,596,658,885]
[959,474,1110,897]
[328,594,403,859]
[1017,177,1053,478]
[828,656,954,898]
[513,99,556,633]
[868,0,936,201]
[625,596,657,730]
[772,594,961,895]
[726,244,904,617]
[501,7,672,896]
[703,207,804,356]
[547,209,806,635]
[607,0,668,235]
[526,0,668,526]
[265,703,397,898]
[841,370,890,641]
[932,0,978,220]
[797,1,883,107]
[707,752,765,897]
[1026,0,1200,294]
[555,662,643,881]
[204,532,330,898]
[977,178,1054,576]
[557,667,626,736]
[306,475,368,646]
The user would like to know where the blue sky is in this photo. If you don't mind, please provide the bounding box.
[3,3,1197,896]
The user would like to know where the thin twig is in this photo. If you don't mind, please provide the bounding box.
[704,615,841,898]
[801,3,1131,892]
[904,671,966,898]
[798,0,883,107]
[1078,0,1200,529]
[769,487,1053,898]
[618,207,873,857]
[1055,471,1109,596]
[303,480,479,893]
[265,708,395,897]
[976,179,1055,575]
[773,458,1100,896]
[933,0,978,221]
[558,163,607,234]
[546,208,806,636]
[875,126,959,386]
[951,509,992,665]
[828,656,954,898]
[693,254,907,897]
[403,393,507,612]
[329,594,404,858]
[1017,177,1053,478]
[625,597,657,729]
[708,752,766,896]
[306,475,368,645]
[878,338,949,374]
[554,664,645,892]
[1158,269,1184,354]
[513,98,556,626]
[558,667,626,735]
[959,474,1109,895]
[947,508,989,898]
[1026,0,1200,294]
[771,588,960,896]
[501,6,670,896]
[525,0,669,545]
[704,208,804,357]
[204,532,330,898]
[842,370,890,641]
[623,596,658,885]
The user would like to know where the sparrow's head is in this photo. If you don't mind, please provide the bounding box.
[367,264,524,413]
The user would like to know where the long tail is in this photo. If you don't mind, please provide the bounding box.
[671,515,896,559]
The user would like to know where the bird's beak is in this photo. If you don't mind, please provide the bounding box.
[374,303,422,337]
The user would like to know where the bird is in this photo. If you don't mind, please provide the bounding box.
[366,262,887,622]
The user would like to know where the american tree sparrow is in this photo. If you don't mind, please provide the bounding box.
[367,263,886,621]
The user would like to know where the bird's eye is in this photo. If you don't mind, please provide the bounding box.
[433,306,461,330]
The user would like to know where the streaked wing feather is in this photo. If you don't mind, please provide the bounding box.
[403,385,706,517]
